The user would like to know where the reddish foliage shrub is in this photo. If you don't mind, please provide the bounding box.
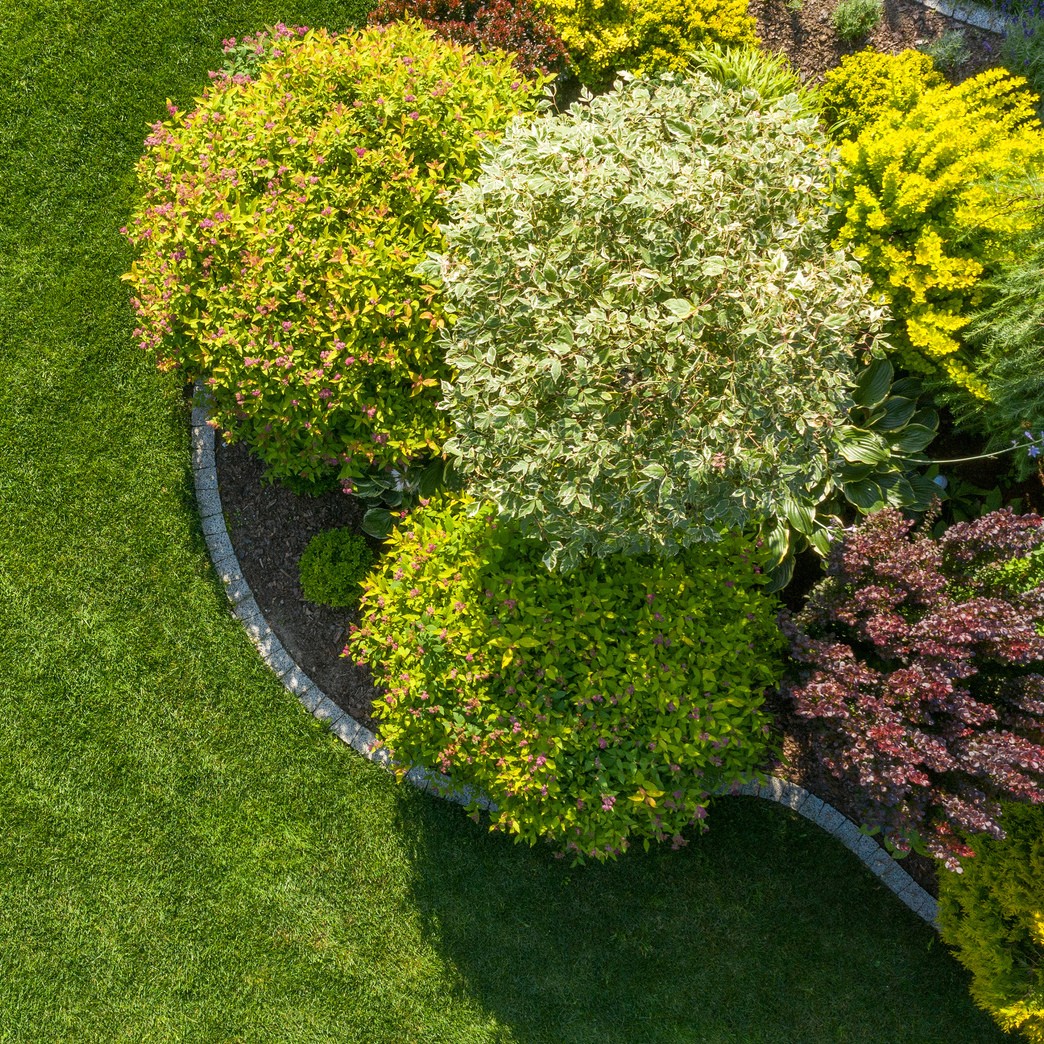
[780,508,1044,870]
[368,0,569,78]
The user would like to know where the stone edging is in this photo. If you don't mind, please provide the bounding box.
[189,397,938,928]
[919,0,1008,34]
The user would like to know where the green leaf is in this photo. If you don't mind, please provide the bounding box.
[837,431,890,465]
[640,462,666,480]
[843,478,887,512]
[906,472,944,511]
[362,507,395,540]
[852,358,893,409]
[418,457,446,497]
[894,424,937,454]
[663,298,694,319]
[782,495,814,536]
[877,396,916,431]
[808,528,832,556]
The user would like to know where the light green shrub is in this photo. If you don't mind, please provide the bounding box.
[425,71,924,576]
[919,30,970,75]
[1002,14,1044,119]
[689,42,811,110]
[832,68,1044,402]
[959,200,1044,474]
[817,48,945,141]
[938,802,1044,1041]
[349,497,784,858]
[123,23,546,490]
[536,0,756,89]
[831,0,883,42]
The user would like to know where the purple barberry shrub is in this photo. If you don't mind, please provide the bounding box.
[780,507,1044,870]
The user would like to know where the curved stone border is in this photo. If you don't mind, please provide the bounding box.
[920,0,1007,33]
[189,396,938,928]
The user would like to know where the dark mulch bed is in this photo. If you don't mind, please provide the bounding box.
[210,10,1017,899]
[749,0,1001,82]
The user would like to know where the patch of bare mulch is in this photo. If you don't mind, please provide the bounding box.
[749,0,1002,83]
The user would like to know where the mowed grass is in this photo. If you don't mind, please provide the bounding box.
[0,2,1009,1040]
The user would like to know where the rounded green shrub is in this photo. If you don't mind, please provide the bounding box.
[348,497,784,859]
[299,527,375,608]
[424,71,909,574]
[123,22,546,490]
[817,48,945,142]
[535,0,756,90]
[938,802,1044,1041]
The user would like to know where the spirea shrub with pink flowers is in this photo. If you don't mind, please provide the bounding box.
[349,497,784,859]
[123,22,546,489]
[781,507,1044,870]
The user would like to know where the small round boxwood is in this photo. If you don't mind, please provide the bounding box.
[348,496,784,859]
[299,527,375,608]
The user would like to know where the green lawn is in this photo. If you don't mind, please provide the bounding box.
[0,1,1010,1039]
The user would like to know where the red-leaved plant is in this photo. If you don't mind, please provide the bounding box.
[780,507,1044,870]
[369,0,569,79]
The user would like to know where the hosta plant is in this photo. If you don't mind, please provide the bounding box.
[831,67,1044,403]
[349,497,784,859]
[426,71,927,578]
[123,22,547,490]
[781,507,1044,870]
[368,0,569,79]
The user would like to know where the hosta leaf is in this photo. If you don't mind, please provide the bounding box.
[808,528,833,556]
[907,471,944,510]
[843,478,887,512]
[852,358,893,409]
[877,396,917,431]
[362,507,395,540]
[782,495,815,536]
[894,424,937,454]
[838,431,891,465]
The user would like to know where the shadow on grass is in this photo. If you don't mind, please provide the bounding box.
[390,790,1003,1044]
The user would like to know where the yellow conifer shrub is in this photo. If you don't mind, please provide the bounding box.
[833,68,1044,400]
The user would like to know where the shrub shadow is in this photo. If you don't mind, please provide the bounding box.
[391,790,1005,1044]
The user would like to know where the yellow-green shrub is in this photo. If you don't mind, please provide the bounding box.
[123,23,545,489]
[349,497,783,858]
[938,803,1044,1041]
[818,48,944,142]
[537,0,755,89]
[832,68,1044,400]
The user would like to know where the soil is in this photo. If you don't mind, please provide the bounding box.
[748,0,1001,83]
[211,9,1017,900]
